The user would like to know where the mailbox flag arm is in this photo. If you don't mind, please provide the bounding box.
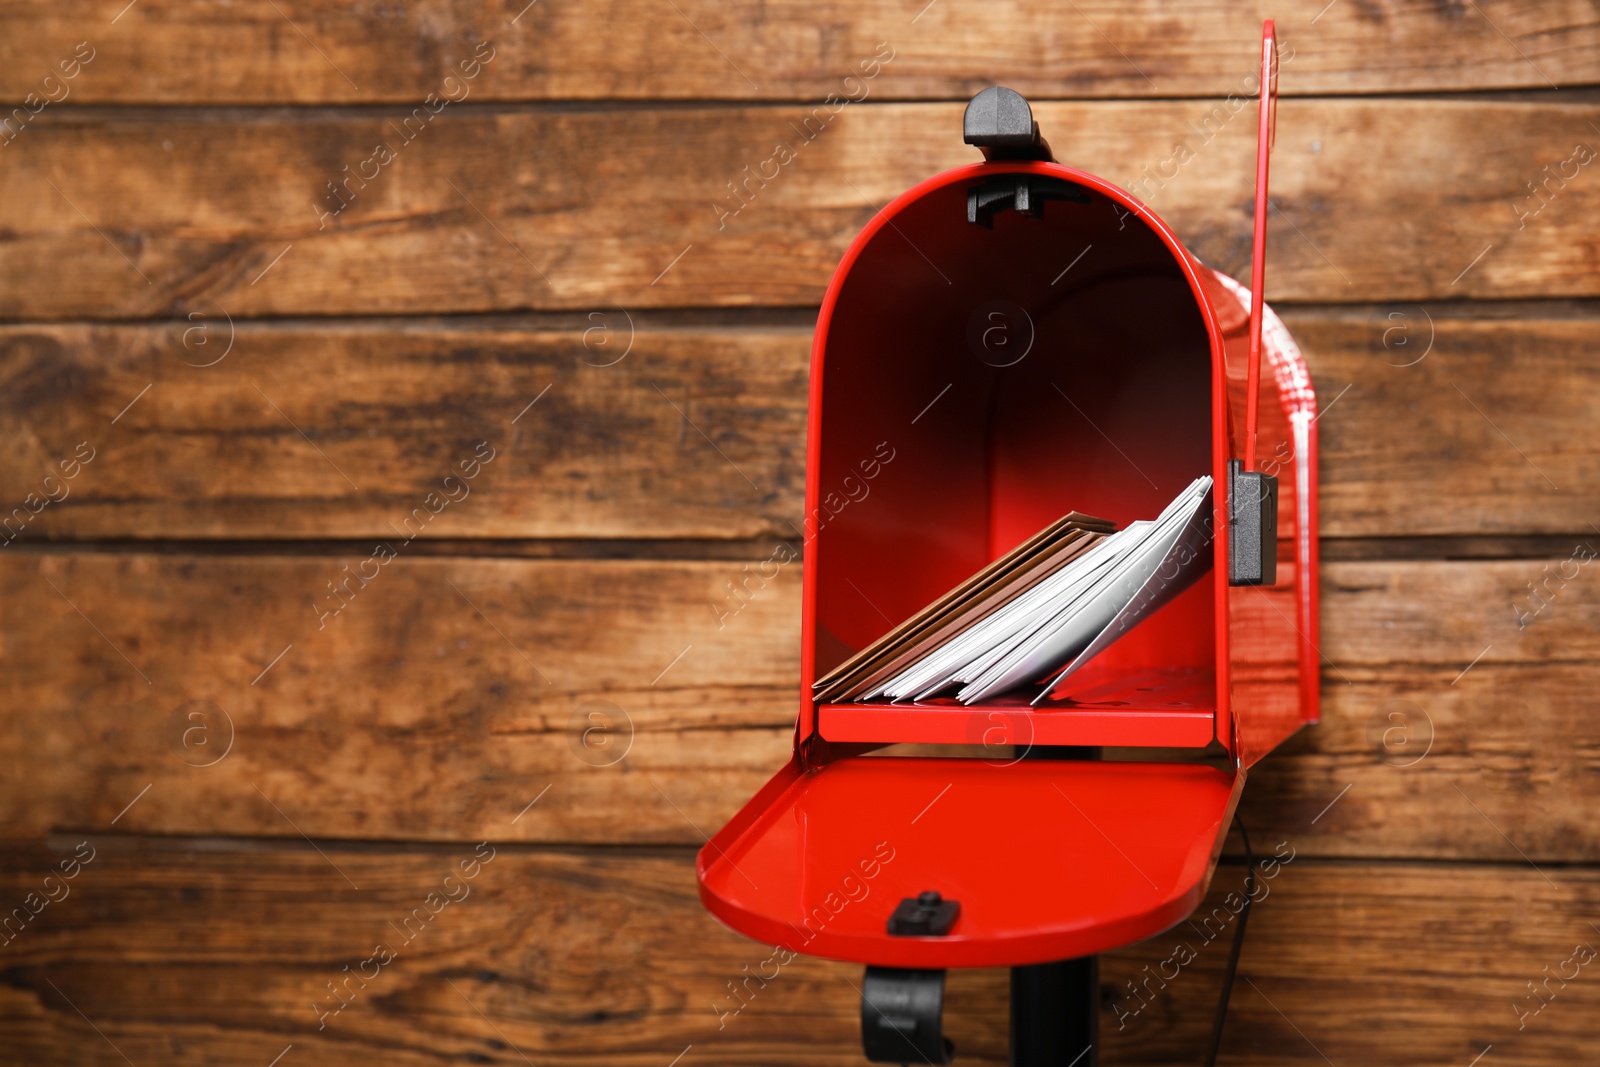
[1228,20,1280,587]
[1244,19,1277,472]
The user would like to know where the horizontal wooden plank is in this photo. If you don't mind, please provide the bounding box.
[1,100,1596,317]
[1240,662,1600,862]
[3,1,1597,105]
[4,553,1598,860]
[1297,308,1600,538]
[0,321,811,541]
[0,553,799,845]
[0,840,1593,1065]
[2,308,1596,541]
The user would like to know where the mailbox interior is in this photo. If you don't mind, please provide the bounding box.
[807,166,1226,751]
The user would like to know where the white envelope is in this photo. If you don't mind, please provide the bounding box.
[1030,486,1216,705]
[870,530,1130,701]
[957,476,1212,704]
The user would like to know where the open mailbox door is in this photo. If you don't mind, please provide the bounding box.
[698,22,1315,1064]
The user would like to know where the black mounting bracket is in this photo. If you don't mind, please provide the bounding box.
[861,890,960,1064]
[860,966,953,1065]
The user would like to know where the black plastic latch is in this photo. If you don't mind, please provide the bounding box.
[1228,458,1278,586]
[964,86,1054,162]
[888,890,961,936]
[967,175,1090,227]
[861,966,953,1065]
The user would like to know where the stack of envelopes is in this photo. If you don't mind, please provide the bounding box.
[813,476,1214,706]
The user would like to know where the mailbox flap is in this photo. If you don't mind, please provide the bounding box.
[697,756,1242,969]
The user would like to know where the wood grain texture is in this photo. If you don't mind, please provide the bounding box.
[0,320,811,541]
[1298,307,1600,538]
[2,100,1597,318]
[5,552,1598,861]
[0,307,1595,541]
[0,553,799,844]
[0,1,1588,1062]
[0,839,1593,1065]
[1239,663,1600,859]
[2,1,1596,104]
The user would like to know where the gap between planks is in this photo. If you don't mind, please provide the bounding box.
[2,535,1597,563]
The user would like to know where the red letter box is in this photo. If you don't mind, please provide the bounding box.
[699,22,1314,1064]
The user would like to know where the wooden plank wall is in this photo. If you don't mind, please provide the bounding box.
[2,2,1598,1063]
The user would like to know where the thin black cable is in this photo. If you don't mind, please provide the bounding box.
[1204,817,1256,1067]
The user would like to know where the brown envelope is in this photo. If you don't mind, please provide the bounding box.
[812,511,1115,704]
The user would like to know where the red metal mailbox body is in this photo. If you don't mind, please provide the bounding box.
[698,57,1317,973]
